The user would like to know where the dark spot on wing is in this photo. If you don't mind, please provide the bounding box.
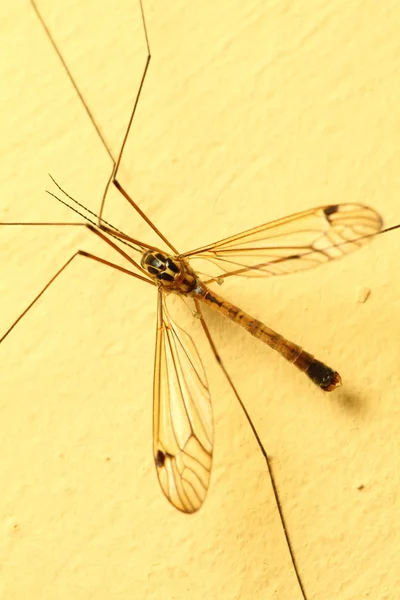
[324,205,339,218]
[155,450,166,467]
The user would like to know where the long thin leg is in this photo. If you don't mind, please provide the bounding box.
[84,223,150,278]
[30,0,178,254]
[46,177,157,254]
[110,182,179,254]
[96,223,160,253]
[14,176,169,257]
[2,218,151,280]
[0,250,153,345]
[193,298,309,600]
[0,221,89,228]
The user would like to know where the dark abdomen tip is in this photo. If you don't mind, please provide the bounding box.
[306,359,342,391]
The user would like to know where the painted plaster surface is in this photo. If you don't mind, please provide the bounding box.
[0,1,399,598]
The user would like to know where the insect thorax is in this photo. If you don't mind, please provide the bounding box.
[141,250,197,293]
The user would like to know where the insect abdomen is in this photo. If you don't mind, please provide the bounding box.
[195,285,341,391]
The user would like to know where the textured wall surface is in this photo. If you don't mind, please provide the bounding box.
[0,1,399,599]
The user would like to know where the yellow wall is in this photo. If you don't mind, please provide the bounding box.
[1,1,399,598]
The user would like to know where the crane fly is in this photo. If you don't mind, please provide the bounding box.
[4,186,386,508]
[2,2,400,599]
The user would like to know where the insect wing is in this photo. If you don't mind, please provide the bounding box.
[153,291,213,513]
[182,203,383,280]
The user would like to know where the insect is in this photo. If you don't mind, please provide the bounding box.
[1,2,399,599]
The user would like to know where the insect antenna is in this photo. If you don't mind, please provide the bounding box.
[30,0,177,253]
[46,174,143,254]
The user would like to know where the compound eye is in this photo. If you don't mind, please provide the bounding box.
[142,251,166,273]
[147,255,163,269]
